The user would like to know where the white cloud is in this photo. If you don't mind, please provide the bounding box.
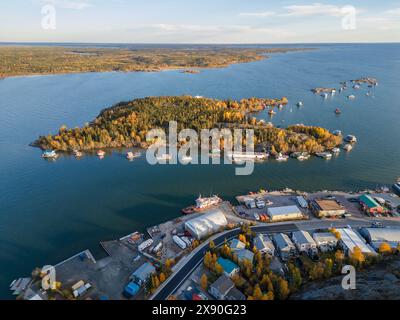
[282,3,344,17]
[238,11,276,17]
[383,8,400,16]
[40,0,92,10]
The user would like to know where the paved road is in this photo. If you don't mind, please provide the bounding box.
[151,223,298,300]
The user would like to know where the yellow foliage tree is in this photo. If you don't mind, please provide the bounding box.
[200,274,208,290]
[378,242,392,254]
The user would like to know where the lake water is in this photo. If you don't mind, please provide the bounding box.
[0,43,399,298]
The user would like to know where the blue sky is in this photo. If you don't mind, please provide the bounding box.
[1,0,400,43]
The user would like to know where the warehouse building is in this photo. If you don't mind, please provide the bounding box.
[310,199,346,218]
[337,228,375,255]
[253,234,275,256]
[313,232,338,252]
[267,205,303,222]
[291,230,317,253]
[360,228,400,251]
[129,262,156,286]
[359,195,387,215]
[185,209,228,239]
[272,233,297,260]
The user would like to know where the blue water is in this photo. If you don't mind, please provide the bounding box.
[0,43,399,298]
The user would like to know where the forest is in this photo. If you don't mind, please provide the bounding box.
[33,95,342,155]
[0,46,311,78]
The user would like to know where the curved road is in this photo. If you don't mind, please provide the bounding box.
[151,223,298,300]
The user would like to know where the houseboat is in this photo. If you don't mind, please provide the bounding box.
[342,144,353,151]
[316,152,332,159]
[42,150,58,159]
[344,135,357,143]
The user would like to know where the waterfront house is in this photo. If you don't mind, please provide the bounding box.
[217,257,239,277]
[313,232,338,252]
[291,230,317,253]
[272,233,297,260]
[236,249,254,263]
[253,234,275,256]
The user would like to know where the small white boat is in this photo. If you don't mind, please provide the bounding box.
[268,109,276,116]
[332,147,340,154]
[348,95,356,100]
[296,101,303,107]
[97,150,106,157]
[343,144,353,151]
[322,93,329,99]
[297,154,310,161]
[73,150,82,158]
[353,84,361,90]
[42,150,58,159]
[275,153,289,161]
[316,152,332,159]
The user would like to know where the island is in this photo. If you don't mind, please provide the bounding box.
[32,95,341,154]
[0,46,313,78]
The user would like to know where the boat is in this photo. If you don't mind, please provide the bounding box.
[348,95,356,100]
[73,150,83,158]
[297,153,310,161]
[278,104,284,109]
[353,84,361,90]
[126,151,141,160]
[229,152,268,162]
[393,181,400,196]
[296,101,303,107]
[335,108,341,114]
[342,144,353,151]
[42,150,58,159]
[268,109,276,116]
[275,153,289,161]
[344,135,357,143]
[332,147,341,154]
[315,152,332,159]
[332,130,342,136]
[181,195,222,215]
[322,93,329,99]
[331,89,336,95]
[97,150,106,157]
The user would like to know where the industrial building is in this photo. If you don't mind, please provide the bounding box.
[291,230,317,253]
[337,228,375,255]
[359,195,387,215]
[313,232,338,252]
[185,209,228,239]
[253,234,275,256]
[360,228,400,251]
[310,199,346,218]
[129,262,156,286]
[272,233,297,260]
[267,205,303,222]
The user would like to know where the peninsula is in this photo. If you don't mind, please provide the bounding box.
[32,96,341,154]
[0,46,312,78]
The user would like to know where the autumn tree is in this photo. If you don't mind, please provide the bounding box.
[200,274,208,290]
[378,242,392,255]
[350,246,365,267]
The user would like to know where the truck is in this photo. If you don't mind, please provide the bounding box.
[173,235,187,249]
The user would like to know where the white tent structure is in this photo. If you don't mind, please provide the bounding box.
[185,209,228,239]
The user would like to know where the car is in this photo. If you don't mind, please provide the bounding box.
[371,221,383,228]
[348,198,359,203]
[253,213,260,221]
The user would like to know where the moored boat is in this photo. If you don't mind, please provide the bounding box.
[348,94,356,100]
[393,181,400,196]
[335,108,341,114]
[332,130,342,136]
[275,153,289,161]
[268,109,276,116]
[181,195,222,214]
[296,101,303,107]
[332,147,340,154]
[344,135,357,143]
[73,150,82,158]
[97,150,106,157]
[126,151,141,160]
[315,152,332,159]
[42,150,58,159]
[342,144,353,151]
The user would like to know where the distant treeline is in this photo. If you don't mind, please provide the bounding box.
[33,96,341,154]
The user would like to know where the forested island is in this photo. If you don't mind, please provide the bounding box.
[33,96,341,154]
[0,46,312,78]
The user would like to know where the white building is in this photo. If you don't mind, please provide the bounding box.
[313,232,338,252]
[253,234,275,256]
[337,228,375,256]
[360,228,400,251]
[291,230,317,253]
[267,205,303,222]
[185,209,228,239]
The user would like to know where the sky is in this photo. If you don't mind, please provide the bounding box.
[0,0,400,43]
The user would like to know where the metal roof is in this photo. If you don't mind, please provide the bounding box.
[253,234,275,252]
[337,228,374,254]
[292,230,316,245]
[362,228,400,242]
[273,233,295,250]
[185,209,228,239]
[217,257,239,274]
[210,275,234,295]
[313,232,338,243]
[132,262,156,282]
[267,205,302,217]
[359,195,380,209]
